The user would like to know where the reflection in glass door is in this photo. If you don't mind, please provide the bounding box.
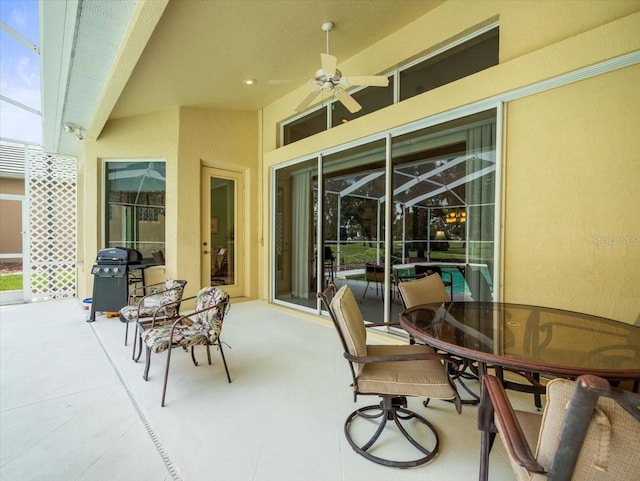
[272,109,499,321]
[201,167,243,297]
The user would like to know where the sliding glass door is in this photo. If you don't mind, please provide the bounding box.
[273,108,499,321]
[274,158,318,309]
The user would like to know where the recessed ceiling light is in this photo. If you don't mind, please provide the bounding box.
[243,79,257,85]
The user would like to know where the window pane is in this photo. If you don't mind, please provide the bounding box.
[282,108,327,145]
[330,76,394,127]
[400,28,499,101]
[105,161,166,263]
[392,109,496,301]
[323,139,387,323]
[274,157,318,308]
[273,110,498,315]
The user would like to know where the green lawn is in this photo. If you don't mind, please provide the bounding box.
[0,275,22,291]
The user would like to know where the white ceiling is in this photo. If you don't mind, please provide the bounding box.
[42,0,444,155]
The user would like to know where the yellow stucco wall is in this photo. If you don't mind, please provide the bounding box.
[76,1,640,323]
[259,2,640,321]
[177,107,259,300]
[504,65,640,322]
[78,107,258,302]
[78,109,179,299]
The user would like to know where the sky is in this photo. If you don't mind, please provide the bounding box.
[0,0,41,145]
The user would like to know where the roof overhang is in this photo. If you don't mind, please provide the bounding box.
[40,0,168,156]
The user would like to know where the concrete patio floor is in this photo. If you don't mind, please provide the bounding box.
[0,297,525,481]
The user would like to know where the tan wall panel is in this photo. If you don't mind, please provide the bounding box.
[176,107,259,299]
[78,109,179,298]
[260,3,640,321]
[504,65,640,323]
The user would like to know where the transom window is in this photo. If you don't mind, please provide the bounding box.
[281,25,499,146]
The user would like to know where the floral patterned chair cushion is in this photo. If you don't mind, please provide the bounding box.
[141,287,230,354]
[119,278,186,322]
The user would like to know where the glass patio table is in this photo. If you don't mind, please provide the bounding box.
[400,302,640,393]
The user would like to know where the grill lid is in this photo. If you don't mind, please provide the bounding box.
[96,247,143,264]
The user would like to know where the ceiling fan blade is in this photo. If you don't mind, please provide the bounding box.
[334,88,362,113]
[295,89,321,112]
[321,53,337,76]
[341,75,389,87]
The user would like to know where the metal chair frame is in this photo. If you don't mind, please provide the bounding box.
[142,289,231,407]
[478,373,640,481]
[318,283,461,468]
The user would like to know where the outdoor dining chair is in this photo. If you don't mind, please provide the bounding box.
[396,272,480,405]
[414,264,453,296]
[141,286,231,407]
[318,283,461,468]
[478,374,640,481]
[395,272,450,310]
[120,278,187,356]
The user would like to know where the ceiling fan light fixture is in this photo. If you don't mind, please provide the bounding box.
[271,21,387,114]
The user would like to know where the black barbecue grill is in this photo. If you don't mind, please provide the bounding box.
[88,247,147,322]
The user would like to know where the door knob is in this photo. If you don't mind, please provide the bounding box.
[203,250,211,255]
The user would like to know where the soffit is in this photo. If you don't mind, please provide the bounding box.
[44,0,444,156]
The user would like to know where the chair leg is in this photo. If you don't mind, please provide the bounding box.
[218,341,231,383]
[479,430,496,481]
[124,319,129,346]
[362,281,371,300]
[134,328,144,362]
[478,374,497,481]
[190,346,199,366]
[344,396,439,468]
[206,345,212,365]
[132,322,140,360]
[143,346,152,381]
[161,346,174,407]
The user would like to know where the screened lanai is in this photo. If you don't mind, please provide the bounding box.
[274,109,497,323]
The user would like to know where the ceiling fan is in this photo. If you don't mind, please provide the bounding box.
[269,22,389,114]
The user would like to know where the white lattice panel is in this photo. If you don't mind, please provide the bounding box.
[27,150,77,300]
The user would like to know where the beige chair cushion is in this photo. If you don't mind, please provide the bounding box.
[494,409,543,481]
[357,344,456,400]
[528,378,640,481]
[398,273,450,309]
[330,285,368,375]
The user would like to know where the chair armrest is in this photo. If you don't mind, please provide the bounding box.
[167,298,230,332]
[345,350,459,367]
[135,284,184,313]
[145,294,198,328]
[364,320,400,328]
[481,374,545,473]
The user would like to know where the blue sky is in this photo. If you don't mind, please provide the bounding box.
[0,0,41,145]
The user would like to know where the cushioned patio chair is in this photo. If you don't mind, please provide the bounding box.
[318,283,461,468]
[395,272,450,310]
[120,278,187,354]
[141,286,231,407]
[414,264,453,296]
[361,263,384,300]
[396,273,480,404]
[478,374,640,481]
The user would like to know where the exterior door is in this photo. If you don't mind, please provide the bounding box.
[0,194,27,304]
[200,167,244,297]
